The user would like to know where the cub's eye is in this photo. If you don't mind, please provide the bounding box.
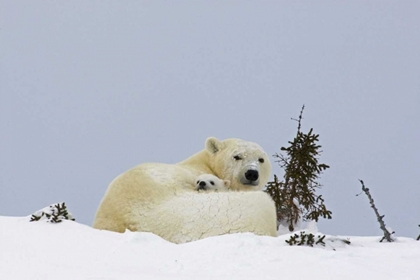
[233,155,242,160]
[196,181,199,184]
[259,158,265,163]
[210,181,214,185]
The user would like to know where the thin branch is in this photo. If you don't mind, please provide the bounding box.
[291,104,305,134]
[359,179,394,242]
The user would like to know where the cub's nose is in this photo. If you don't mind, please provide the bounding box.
[199,181,206,187]
[245,170,259,182]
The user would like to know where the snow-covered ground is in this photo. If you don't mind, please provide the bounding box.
[1,215,419,280]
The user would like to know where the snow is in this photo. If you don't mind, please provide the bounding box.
[1,215,419,280]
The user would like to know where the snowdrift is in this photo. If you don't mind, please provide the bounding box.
[1,216,419,280]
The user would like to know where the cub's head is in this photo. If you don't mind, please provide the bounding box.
[196,173,230,192]
[205,137,271,191]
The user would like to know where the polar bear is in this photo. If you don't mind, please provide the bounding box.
[153,191,277,243]
[196,173,230,191]
[93,137,277,243]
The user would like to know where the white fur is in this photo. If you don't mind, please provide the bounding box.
[153,191,276,244]
[93,137,276,243]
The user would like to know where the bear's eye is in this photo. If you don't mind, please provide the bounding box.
[259,158,265,163]
[233,155,242,160]
[196,181,199,184]
[210,181,214,185]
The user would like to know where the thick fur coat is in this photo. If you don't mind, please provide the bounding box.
[93,137,277,243]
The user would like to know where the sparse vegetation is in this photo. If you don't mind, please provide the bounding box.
[30,202,75,223]
[285,231,326,247]
[357,180,394,242]
[265,105,331,231]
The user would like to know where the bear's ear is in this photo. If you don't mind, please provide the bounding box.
[205,137,223,154]
[223,180,231,188]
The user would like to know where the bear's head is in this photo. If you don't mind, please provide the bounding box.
[196,173,230,192]
[205,137,271,191]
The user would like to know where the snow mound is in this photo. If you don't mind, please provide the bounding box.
[0,216,419,280]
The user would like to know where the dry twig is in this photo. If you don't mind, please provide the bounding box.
[359,179,394,242]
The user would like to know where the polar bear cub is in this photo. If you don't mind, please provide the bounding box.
[196,174,230,192]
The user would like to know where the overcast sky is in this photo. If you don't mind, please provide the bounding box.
[1,1,419,238]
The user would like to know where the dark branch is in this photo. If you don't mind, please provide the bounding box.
[359,179,394,242]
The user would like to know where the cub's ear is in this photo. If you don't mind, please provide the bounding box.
[223,180,231,188]
[205,137,224,154]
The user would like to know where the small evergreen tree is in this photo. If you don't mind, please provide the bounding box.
[285,231,326,247]
[30,202,75,223]
[417,225,420,241]
[266,105,332,231]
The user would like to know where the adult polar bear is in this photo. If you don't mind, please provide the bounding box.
[93,137,277,243]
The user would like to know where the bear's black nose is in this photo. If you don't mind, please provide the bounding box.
[199,181,206,187]
[245,170,259,182]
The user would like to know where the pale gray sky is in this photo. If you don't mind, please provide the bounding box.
[1,1,419,238]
